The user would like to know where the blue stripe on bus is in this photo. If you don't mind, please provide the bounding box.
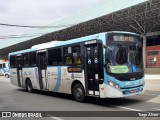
[53,67,61,92]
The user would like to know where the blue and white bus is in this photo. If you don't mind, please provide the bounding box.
[0,62,10,78]
[9,31,144,102]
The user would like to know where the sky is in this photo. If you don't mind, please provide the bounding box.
[0,0,105,40]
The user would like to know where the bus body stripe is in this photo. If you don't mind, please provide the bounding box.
[53,67,61,92]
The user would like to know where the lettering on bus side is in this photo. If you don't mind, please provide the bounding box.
[67,67,82,73]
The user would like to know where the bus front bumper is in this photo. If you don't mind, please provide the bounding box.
[99,84,144,98]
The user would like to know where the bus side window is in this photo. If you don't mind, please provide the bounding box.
[30,52,37,66]
[10,55,16,68]
[74,56,81,65]
[23,53,29,67]
[73,46,81,65]
[63,45,81,65]
[48,48,62,66]
[65,56,72,64]
[63,47,72,65]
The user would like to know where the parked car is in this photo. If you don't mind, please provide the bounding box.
[0,62,10,78]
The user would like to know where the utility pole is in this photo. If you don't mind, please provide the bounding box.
[142,34,146,69]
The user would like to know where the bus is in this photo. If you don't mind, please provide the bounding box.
[9,31,144,102]
[0,62,10,78]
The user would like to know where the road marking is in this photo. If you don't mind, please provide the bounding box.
[154,108,160,111]
[109,105,142,111]
[46,114,63,120]
[105,101,145,112]
[51,117,63,120]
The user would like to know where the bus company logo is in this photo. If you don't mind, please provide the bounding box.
[29,71,33,75]
[74,73,83,79]
[125,82,134,87]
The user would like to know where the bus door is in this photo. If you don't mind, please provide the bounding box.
[85,42,103,96]
[16,55,23,86]
[37,51,48,90]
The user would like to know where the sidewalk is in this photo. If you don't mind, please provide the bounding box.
[145,74,160,80]
[144,74,160,92]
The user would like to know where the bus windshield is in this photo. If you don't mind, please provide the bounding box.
[106,33,143,74]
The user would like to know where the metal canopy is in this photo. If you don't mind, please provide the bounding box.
[1,0,160,55]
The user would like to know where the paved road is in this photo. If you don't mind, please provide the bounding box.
[0,76,160,120]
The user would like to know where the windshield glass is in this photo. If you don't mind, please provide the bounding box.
[106,33,143,74]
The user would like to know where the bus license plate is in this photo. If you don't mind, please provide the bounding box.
[130,90,136,93]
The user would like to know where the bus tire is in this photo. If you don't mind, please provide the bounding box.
[73,83,85,102]
[26,79,33,93]
[5,74,9,78]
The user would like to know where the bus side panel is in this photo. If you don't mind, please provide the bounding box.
[47,67,86,94]
[47,67,63,93]
[22,67,40,90]
[61,67,72,94]
[10,68,19,86]
[61,67,86,94]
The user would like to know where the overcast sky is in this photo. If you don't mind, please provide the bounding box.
[0,0,105,39]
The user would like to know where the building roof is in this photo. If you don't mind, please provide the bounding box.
[0,0,147,50]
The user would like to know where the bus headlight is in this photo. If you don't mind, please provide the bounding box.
[108,81,120,89]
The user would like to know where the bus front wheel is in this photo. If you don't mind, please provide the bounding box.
[73,84,85,102]
[26,79,33,93]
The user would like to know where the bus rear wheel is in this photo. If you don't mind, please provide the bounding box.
[73,84,85,102]
[26,79,33,93]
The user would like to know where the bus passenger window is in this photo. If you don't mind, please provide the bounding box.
[63,45,81,65]
[73,46,81,65]
[65,56,72,64]
[74,56,81,65]
[48,48,62,66]
[63,47,73,65]
[30,52,37,66]
[10,55,16,68]
[23,53,29,67]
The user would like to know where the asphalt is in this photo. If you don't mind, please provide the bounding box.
[0,76,159,120]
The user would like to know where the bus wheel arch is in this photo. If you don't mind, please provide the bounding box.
[25,78,33,93]
[71,80,85,102]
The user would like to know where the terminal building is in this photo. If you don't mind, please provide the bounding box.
[0,0,160,73]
